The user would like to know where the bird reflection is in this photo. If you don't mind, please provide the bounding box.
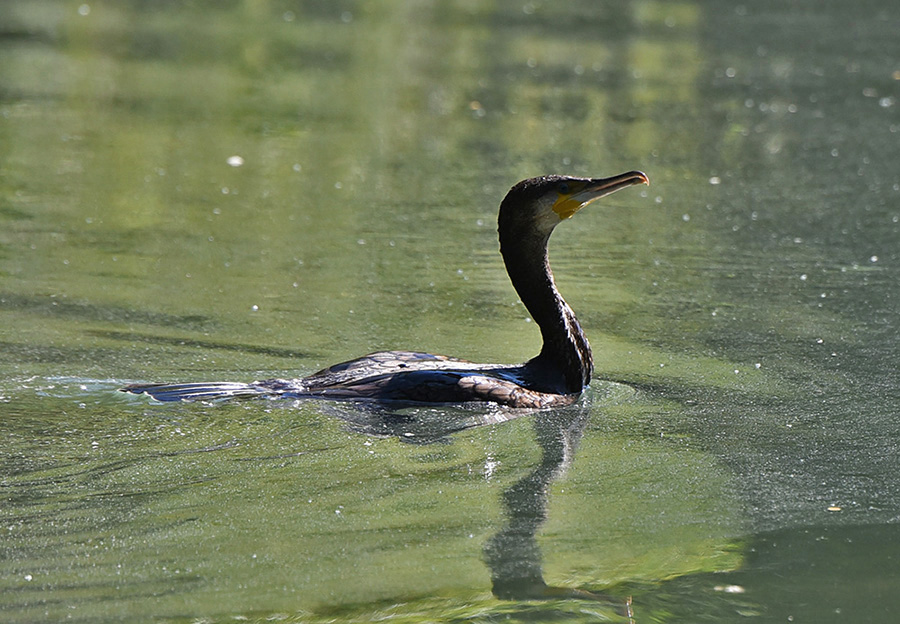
[482,400,632,618]
[320,396,632,616]
[313,399,537,444]
[482,402,588,598]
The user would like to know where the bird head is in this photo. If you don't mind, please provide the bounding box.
[499,171,650,239]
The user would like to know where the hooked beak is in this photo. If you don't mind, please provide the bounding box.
[552,170,649,220]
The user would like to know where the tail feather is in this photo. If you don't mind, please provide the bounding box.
[121,381,272,402]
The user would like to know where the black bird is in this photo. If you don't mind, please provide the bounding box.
[122,171,649,408]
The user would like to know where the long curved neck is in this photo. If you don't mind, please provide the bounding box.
[499,228,592,394]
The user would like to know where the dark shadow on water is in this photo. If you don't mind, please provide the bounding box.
[0,330,315,365]
[314,399,543,445]
[0,340,132,366]
[90,329,317,360]
[0,292,215,331]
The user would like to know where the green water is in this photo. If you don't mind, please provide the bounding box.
[2,1,899,622]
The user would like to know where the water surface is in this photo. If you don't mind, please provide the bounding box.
[2,1,899,622]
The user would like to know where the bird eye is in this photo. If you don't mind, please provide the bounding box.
[558,182,570,194]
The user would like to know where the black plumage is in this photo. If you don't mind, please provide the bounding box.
[123,171,648,408]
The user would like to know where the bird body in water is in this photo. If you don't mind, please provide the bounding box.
[123,171,649,408]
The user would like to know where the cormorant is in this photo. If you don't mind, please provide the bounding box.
[122,171,649,408]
